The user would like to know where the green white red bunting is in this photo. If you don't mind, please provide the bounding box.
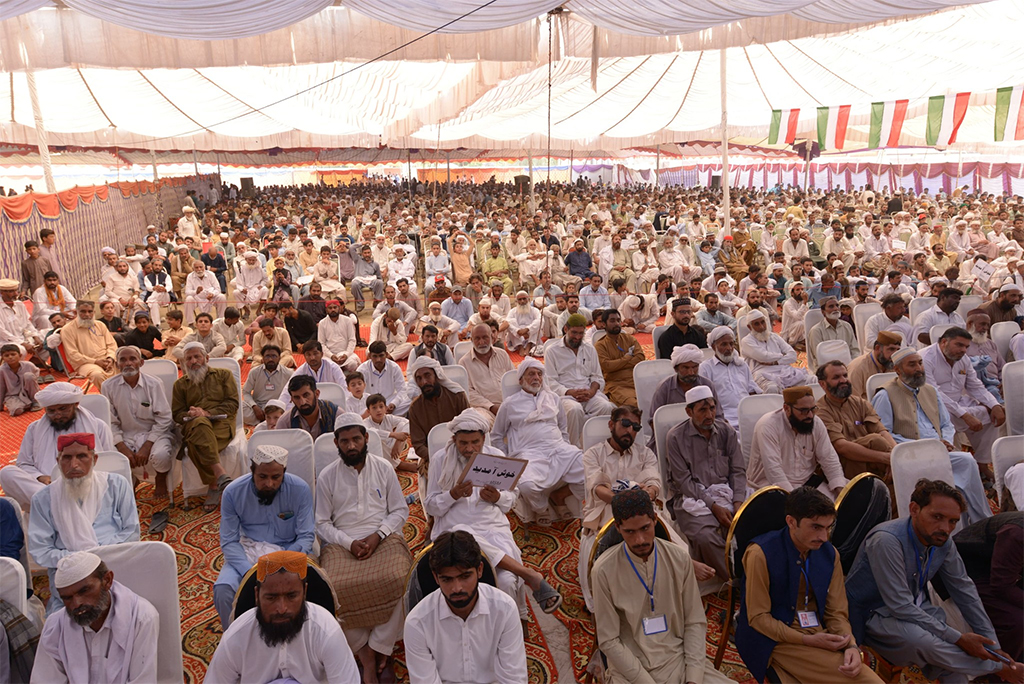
[816,105,850,150]
[925,92,970,146]
[768,109,799,145]
[868,100,908,149]
[995,85,1024,141]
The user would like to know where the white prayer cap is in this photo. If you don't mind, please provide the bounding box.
[515,290,529,299]
[36,381,83,407]
[334,412,365,432]
[743,309,766,328]
[891,347,918,366]
[684,385,714,406]
[244,251,259,259]
[182,205,195,212]
[478,297,492,307]
[517,356,545,380]
[101,246,117,255]
[929,277,948,285]
[219,232,229,238]
[264,399,286,412]
[831,260,845,269]
[55,551,102,589]
[252,444,289,466]
[670,343,704,367]
[0,278,19,289]
[115,345,142,361]
[1000,283,1023,294]
[627,295,642,309]
[182,341,207,354]
[448,408,491,435]
[707,326,734,346]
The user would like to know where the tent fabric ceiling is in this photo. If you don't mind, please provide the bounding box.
[1,0,985,40]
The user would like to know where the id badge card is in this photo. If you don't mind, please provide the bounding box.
[797,611,820,628]
[642,615,668,635]
[265,383,275,391]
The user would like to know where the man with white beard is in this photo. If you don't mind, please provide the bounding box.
[780,280,809,346]
[424,409,564,617]
[231,251,269,315]
[631,236,661,292]
[184,260,227,324]
[369,308,414,361]
[102,345,177,532]
[59,300,118,388]
[658,234,694,285]
[0,382,114,508]
[317,299,359,371]
[806,296,860,371]
[28,433,140,613]
[98,259,146,321]
[503,290,542,357]
[698,326,761,431]
[740,310,817,394]
[544,314,616,446]
[419,301,460,348]
[33,551,159,683]
[491,358,585,521]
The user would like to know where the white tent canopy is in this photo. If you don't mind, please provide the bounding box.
[0,0,1022,154]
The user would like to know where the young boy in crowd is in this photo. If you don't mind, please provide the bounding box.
[344,371,369,417]
[364,393,417,472]
[162,309,191,357]
[0,343,40,416]
[251,399,286,433]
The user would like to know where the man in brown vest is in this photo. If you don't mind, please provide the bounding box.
[869,348,991,526]
[848,331,902,400]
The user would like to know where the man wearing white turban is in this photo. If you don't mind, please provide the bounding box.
[491,358,585,521]
[33,551,160,684]
[229,251,269,311]
[647,344,723,451]
[214,443,315,628]
[739,310,816,394]
[699,326,761,431]
[407,356,471,491]
[424,409,563,616]
[0,381,114,507]
[503,291,542,357]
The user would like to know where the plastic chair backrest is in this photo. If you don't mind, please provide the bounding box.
[653,403,689,493]
[314,434,336,477]
[993,435,1024,508]
[739,394,783,462]
[633,359,674,442]
[652,325,670,359]
[1005,361,1024,436]
[427,422,452,463]
[990,321,1018,360]
[442,365,470,393]
[0,556,27,616]
[865,372,897,398]
[955,294,983,320]
[727,486,788,579]
[909,296,936,325]
[56,451,135,485]
[453,340,473,363]
[891,439,955,519]
[582,416,610,453]
[816,339,852,368]
[91,542,184,684]
[803,308,825,344]
[853,302,883,351]
[500,370,521,399]
[79,393,111,427]
[930,324,954,344]
[207,357,243,433]
[141,358,178,406]
[316,382,347,407]
[248,429,315,496]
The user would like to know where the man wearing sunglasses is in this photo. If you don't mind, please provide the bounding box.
[746,385,848,500]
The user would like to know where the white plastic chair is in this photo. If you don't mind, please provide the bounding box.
[890,439,956,519]
[316,381,348,406]
[702,347,716,361]
[909,296,937,325]
[50,450,134,485]
[738,394,783,462]
[853,302,883,351]
[651,325,670,359]
[141,358,179,406]
[929,324,954,344]
[181,357,247,499]
[955,294,983,320]
[247,429,316,496]
[427,422,452,462]
[89,542,184,684]
[990,321,1018,360]
[802,308,825,346]
[653,403,689,494]
[815,340,852,368]
[500,369,521,399]
[453,340,473,363]
[582,416,610,452]
[312,430,382,477]
[442,365,470,393]
[633,360,674,444]
[865,372,897,398]
[79,393,111,427]
[993,435,1024,508]
[0,556,27,617]
[1005,360,1024,436]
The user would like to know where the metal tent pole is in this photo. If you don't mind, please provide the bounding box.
[25,70,56,193]
[719,49,730,233]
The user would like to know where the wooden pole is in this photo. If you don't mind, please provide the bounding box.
[25,70,56,193]
[720,49,730,233]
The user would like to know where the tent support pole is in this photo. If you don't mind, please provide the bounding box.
[193,148,199,177]
[407,150,413,202]
[803,145,811,190]
[446,151,451,199]
[569,150,573,184]
[151,147,159,182]
[528,149,534,205]
[719,49,730,233]
[25,70,56,193]
[655,144,661,188]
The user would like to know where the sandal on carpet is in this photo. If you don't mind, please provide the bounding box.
[216,474,232,492]
[532,580,563,614]
[202,489,222,513]
[149,510,170,534]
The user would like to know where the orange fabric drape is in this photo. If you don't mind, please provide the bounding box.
[0,177,188,222]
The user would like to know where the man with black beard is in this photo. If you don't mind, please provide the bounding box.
[207,550,360,683]
[406,356,470,486]
[404,531,527,683]
[213,444,315,628]
[277,374,339,439]
[315,414,411,683]
[747,385,848,500]
[815,360,897,481]
[34,551,159,683]
[848,330,902,400]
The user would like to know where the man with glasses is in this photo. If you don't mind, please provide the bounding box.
[746,386,848,500]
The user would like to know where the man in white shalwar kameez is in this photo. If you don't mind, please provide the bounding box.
[618,293,660,334]
[317,299,360,371]
[0,382,114,508]
[32,551,159,684]
[739,310,816,394]
[780,281,809,345]
[424,409,563,617]
[230,252,269,309]
[491,358,585,521]
[544,314,615,446]
[183,261,227,324]
[503,290,542,356]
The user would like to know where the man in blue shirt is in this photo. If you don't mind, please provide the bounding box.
[441,286,473,332]
[807,271,843,309]
[578,274,611,310]
[565,239,596,280]
[213,443,315,628]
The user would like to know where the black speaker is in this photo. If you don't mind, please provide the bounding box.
[513,174,531,194]
[240,177,255,197]
[710,175,721,190]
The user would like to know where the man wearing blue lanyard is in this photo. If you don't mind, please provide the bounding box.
[737,487,881,683]
[592,489,730,684]
[846,479,1022,683]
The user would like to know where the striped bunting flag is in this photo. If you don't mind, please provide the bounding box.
[925,92,970,146]
[868,99,908,148]
[769,109,799,145]
[995,85,1024,141]
[816,105,851,150]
